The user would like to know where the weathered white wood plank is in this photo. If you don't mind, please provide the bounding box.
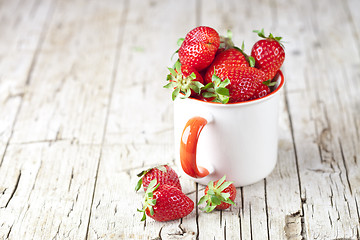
[87,0,199,239]
[0,142,101,239]
[0,0,54,165]
[1,0,125,239]
[283,0,360,238]
[9,0,121,145]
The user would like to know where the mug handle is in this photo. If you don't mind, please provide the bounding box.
[180,116,212,178]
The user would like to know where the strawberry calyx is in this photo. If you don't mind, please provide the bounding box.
[219,29,234,51]
[164,61,204,100]
[201,72,230,104]
[253,28,284,47]
[198,175,235,212]
[234,41,255,67]
[135,165,167,192]
[137,179,159,221]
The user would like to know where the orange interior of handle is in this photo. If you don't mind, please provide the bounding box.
[180,116,210,178]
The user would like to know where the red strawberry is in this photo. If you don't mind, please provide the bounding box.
[135,165,181,192]
[250,83,270,100]
[204,48,249,84]
[251,29,285,81]
[164,61,204,100]
[178,26,220,71]
[138,180,194,222]
[216,66,266,103]
[198,176,236,212]
[250,79,277,100]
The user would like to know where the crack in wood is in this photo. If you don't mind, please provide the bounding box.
[249,203,253,240]
[153,226,163,240]
[238,206,242,240]
[338,139,353,195]
[5,170,21,208]
[219,209,223,227]
[51,220,62,240]
[67,201,74,217]
[68,167,74,192]
[264,179,270,240]
[5,224,13,239]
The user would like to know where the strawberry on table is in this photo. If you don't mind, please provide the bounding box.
[178,26,220,71]
[164,61,204,100]
[251,29,285,81]
[138,179,194,222]
[135,165,181,192]
[198,175,236,212]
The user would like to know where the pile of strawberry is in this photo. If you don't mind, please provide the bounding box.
[164,27,285,103]
[136,165,236,222]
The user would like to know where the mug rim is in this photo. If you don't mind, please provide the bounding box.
[184,70,285,107]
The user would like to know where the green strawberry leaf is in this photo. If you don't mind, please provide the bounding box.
[202,82,214,91]
[163,82,175,89]
[217,181,233,192]
[215,87,229,96]
[172,87,180,101]
[190,84,200,94]
[215,175,227,188]
[189,72,196,80]
[181,88,191,99]
[248,56,255,67]
[220,192,231,200]
[263,79,277,86]
[177,38,184,46]
[212,74,221,85]
[197,195,207,206]
[174,60,181,74]
[202,92,217,98]
[149,206,154,216]
[135,178,143,192]
[168,67,177,77]
[147,179,158,191]
[253,28,266,38]
[192,80,205,89]
[211,195,222,205]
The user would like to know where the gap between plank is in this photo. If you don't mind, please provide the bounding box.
[84,0,130,238]
[284,76,308,239]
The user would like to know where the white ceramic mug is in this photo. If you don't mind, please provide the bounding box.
[174,71,285,187]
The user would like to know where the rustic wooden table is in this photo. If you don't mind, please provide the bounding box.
[1,0,359,239]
